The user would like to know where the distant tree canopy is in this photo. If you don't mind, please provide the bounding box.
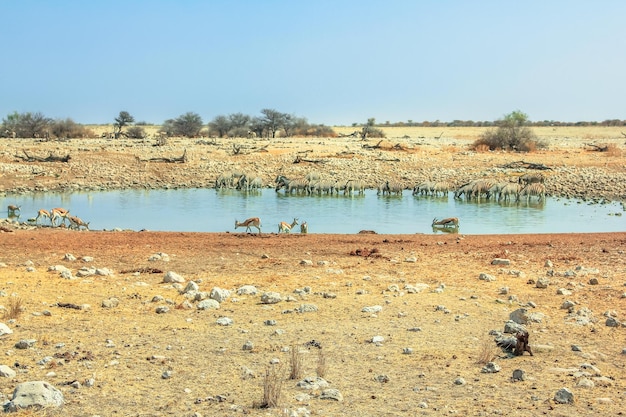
[114,111,135,138]
[208,109,336,138]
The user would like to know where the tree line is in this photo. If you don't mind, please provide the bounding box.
[1,108,624,140]
[0,109,336,140]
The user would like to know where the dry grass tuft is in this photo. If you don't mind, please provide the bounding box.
[2,297,24,320]
[316,348,327,379]
[289,345,305,380]
[254,364,283,409]
[476,337,500,365]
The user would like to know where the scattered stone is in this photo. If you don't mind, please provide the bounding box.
[0,365,17,378]
[554,387,575,404]
[371,336,385,345]
[453,377,466,385]
[512,369,526,381]
[296,377,329,390]
[576,378,594,388]
[216,317,233,326]
[491,258,510,265]
[589,277,599,285]
[536,278,550,289]
[155,306,170,314]
[162,370,173,379]
[5,381,64,412]
[101,297,119,308]
[261,292,282,304]
[402,347,414,355]
[297,304,318,313]
[374,374,389,383]
[362,305,383,313]
[237,285,258,295]
[183,281,199,293]
[210,287,231,303]
[197,299,220,310]
[15,339,36,349]
[163,271,185,283]
[544,260,553,267]
[320,388,343,401]
[404,256,417,263]
[299,259,313,266]
[242,341,254,351]
[481,362,501,373]
[571,345,582,352]
[605,317,620,327]
[0,323,13,336]
[479,273,496,282]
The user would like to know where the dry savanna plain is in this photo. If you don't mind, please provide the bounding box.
[0,126,625,416]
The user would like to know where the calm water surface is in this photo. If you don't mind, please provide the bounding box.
[2,189,624,234]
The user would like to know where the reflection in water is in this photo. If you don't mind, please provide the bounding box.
[1,189,624,235]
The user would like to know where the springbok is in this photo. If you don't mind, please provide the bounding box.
[278,218,299,233]
[68,215,90,231]
[7,204,20,214]
[35,209,51,225]
[432,217,459,228]
[235,217,262,234]
[50,207,70,227]
[300,221,308,234]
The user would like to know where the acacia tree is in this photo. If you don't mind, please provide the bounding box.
[172,112,203,137]
[114,111,135,138]
[208,115,230,137]
[260,108,287,138]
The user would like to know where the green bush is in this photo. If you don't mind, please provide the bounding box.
[472,110,545,152]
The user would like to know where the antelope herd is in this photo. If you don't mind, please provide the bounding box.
[5,205,90,231]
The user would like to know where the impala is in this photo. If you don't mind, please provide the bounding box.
[432,217,459,228]
[235,217,262,234]
[278,218,298,233]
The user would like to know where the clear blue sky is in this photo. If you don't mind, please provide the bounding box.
[2,1,625,125]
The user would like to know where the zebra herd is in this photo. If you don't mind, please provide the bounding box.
[215,171,547,202]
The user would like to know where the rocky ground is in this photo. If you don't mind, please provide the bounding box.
[0,127,625,416]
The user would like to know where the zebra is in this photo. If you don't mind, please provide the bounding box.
[518,183,546,201]
[305,171,321,182]
[470,179,496,200]
[487,182,510,200]
[412,181,435,196]
[518,173,546,185]
[308,179,336,195]
[378,181,404,196]
[342,179,366,195]
[498,183,522,202]
[275,175,309,194]
[215,172,233,189]
[432,181,454,197]
[237,174,263,191]
[454,182,475,199]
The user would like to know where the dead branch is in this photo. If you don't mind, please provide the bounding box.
[499,160,552,170]
[435,131,444,139]
[362,140,384,149]
[585,143,609,152]
[621,131,626,138]
[16,150,71,163]
[338,131,359,138]
[293,155,325,164]
[374,157,401,162]
[142,149,188,163]
[119,267,163,274]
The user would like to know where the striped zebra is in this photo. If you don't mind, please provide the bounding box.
[518,172,546,185]
[432,181,454,197]
[309,179,336,195]
[498,183,522,202]
[471,179,496,200]
[412,181,435,196]
[518,183,546,201]
[305,171,321,182]
[378,180,404,196]
[487,182,510,200]
[275,175,310,194]
[342,179,366,195]
[237,174,263,191]
[454,182,475,199]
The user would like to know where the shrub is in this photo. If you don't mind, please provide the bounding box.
[125,126,147,139]
[254,364,283,408]
[472,110,544,152]
[49,118,93,139]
